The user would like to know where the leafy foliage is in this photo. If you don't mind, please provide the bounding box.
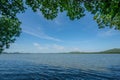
[0,17,21,52]
[84,0,120,29]
[25,0,85,20]
[0,0,25,53]
[0,0,120,53]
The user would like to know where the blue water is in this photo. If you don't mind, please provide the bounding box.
[0,53,120,80]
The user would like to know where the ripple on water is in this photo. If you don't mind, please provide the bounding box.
[0,60,120,80]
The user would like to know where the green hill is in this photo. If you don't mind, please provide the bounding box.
[102,48,120,53]
[68,48,120,54]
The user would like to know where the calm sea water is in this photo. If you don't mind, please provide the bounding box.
[0,53,120,80]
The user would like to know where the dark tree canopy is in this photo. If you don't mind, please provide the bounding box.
[0,0,120,53]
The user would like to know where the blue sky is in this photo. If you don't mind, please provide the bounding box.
[5,8,120,53]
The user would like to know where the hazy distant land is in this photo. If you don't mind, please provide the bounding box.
[2,48,120,54]
[67,48,120,54]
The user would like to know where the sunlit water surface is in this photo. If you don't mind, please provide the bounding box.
[0,53,120,80]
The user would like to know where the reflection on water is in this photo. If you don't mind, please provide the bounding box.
[0,54,120,80]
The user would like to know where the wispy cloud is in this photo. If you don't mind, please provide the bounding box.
[97,29,119,37]
[22,25,62,42]
[37,11,64,26]
[23,30,62,42]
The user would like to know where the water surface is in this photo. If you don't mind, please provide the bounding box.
[0,53,120,80]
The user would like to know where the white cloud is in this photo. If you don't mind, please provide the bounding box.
[33,43,48,50]
[33,43,64,51]
[33,43,82,53]
[5,42,82,53]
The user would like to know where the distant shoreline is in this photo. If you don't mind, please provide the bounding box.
[66,48,120,54]
[2,52,120,54]
[66,52,120,54]
[2,48,120,54]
